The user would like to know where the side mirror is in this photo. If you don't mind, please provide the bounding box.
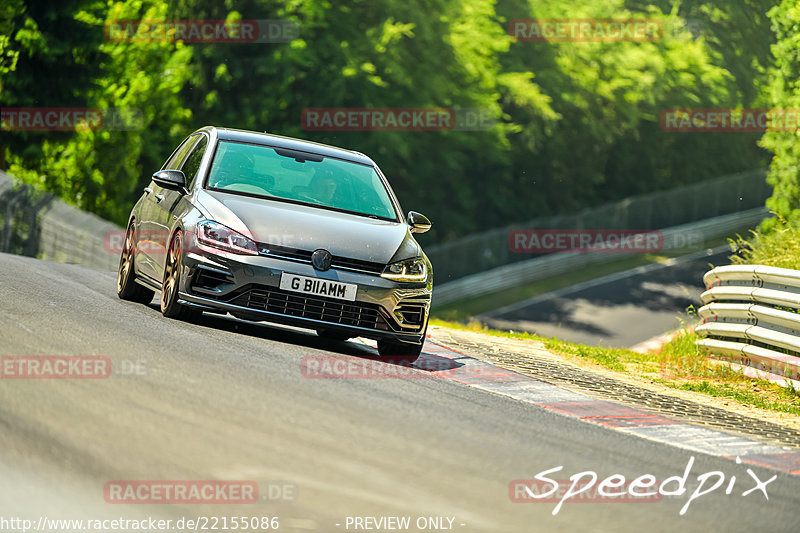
[407,211,432,234]
[152,170,187,193]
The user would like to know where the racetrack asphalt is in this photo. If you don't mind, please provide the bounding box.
[1,252,798,532]
[479,248,730,348]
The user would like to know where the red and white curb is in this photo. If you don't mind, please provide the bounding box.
[629,328,689,354]
[410,340,800,475]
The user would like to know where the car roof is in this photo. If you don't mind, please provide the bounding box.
[198,126,375,166]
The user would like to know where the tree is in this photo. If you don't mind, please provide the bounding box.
[760,0,800,224]
[1,0,193,223]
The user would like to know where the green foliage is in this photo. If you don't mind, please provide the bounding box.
[430,319,800,413]
[2,0,194,223]
[497,0,772,216]
[730,214,800,270]
[760,0,800,223]
[0,0,780,236]
[728,1,800,274]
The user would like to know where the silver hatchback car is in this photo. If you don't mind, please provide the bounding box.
[117,127,433,360]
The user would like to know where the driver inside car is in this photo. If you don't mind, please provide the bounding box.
[308,175,338,204]
[293,168,340,206]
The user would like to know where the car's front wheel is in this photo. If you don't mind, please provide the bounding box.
[161,231,201,321]
[117,223,155,304]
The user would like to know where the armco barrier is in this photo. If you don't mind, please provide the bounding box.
[0,170,121,270]
[697,264,800,388]
[427,169,769,285]
[433,207,767,306]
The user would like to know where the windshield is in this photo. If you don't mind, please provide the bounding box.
[205,140,398,220]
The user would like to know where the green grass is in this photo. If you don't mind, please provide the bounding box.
[731,215,800,269]
[668,380,800,415]
[431,319,800,415]
[542,336,633,372]
[428,222,800,416]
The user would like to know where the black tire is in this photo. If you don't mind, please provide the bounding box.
[316,329,352,342]
[117,223,155,304]
[160,232,201,321]
[377,337,424,364]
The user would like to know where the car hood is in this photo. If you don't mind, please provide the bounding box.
[193,189,416,264]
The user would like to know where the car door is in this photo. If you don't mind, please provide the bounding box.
[137,135,196,281]
[151,133,209,279]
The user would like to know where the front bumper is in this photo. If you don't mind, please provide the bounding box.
[177,247,431,344]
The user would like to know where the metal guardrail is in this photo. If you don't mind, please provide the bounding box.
[0,171,120,270]
[697,264,800,387]
[2,168,769,281]
[433,207,767,306]
[427,169,769,285]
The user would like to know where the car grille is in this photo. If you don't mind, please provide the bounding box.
[228,286,389,330]
[256,243,384,275]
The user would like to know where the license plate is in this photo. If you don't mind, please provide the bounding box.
[279,273,357,302]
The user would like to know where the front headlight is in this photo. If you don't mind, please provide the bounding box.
[196,220,259,255]
[381,257,427,282]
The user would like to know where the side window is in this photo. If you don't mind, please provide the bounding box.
[180,136,208,189]
[162,135,196,170]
